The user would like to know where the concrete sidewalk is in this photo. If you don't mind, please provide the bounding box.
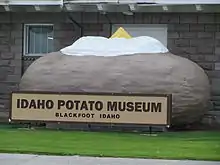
[0,154,220,165]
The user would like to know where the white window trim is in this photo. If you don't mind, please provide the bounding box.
[112,24,168,46]
[23,23,54,56]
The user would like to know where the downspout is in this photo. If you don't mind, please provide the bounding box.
[104,13,113,38]
[104,0,120,37]
[61,2,84,37]
[67,13,84,37]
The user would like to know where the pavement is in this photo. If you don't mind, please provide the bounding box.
[0,154,220,165]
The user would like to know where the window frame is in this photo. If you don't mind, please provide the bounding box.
[23,23,54,56]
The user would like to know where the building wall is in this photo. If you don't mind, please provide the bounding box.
[0,22,22,120]
[0,12,220,121]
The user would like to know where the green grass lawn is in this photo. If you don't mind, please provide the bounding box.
[0,129,219,161]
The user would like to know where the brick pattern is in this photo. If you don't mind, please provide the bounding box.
[0,23,22,120]
[54,23,79,51]
[164,14,220,111]
[166,14,220,111]
[1,12,220,121]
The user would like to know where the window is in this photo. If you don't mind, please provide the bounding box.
[24,24,54,55]
[112,24,167,46]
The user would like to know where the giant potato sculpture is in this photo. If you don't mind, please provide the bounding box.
[19,35,210,126]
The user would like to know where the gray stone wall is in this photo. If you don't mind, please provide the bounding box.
[1,12,220,121]
[0,22,22,121]
[166,14,220,111]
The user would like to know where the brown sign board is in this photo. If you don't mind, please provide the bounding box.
[10,92,172,126]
